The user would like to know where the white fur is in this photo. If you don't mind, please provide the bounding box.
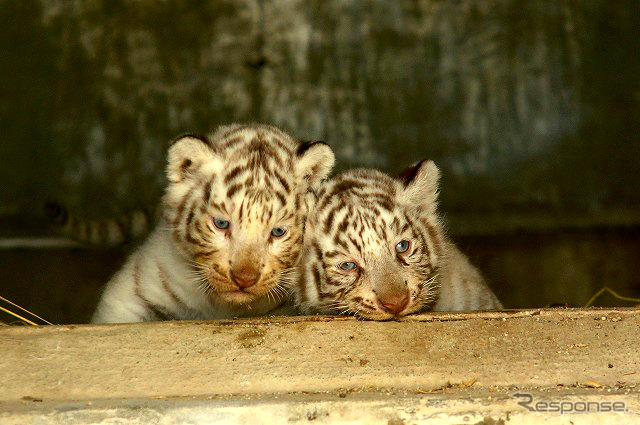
[92,124,336,323]
[92,225,283,323]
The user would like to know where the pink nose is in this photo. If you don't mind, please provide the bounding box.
[378,293,409,315]
[231,270,260,288]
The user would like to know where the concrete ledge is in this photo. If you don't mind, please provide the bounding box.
[2,390,638,425]
[1,309,639,423]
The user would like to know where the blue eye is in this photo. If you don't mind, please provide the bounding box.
[395,240,410,253]
[213,218,230,229]
[338,262,358,271]
[271,227,287,237]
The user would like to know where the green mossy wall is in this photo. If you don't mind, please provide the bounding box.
[0,1,638,322]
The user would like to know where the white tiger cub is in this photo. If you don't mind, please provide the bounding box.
[92,123,335,323]
[293,160,502,320]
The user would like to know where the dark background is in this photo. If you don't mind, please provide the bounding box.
[1,1,639,324]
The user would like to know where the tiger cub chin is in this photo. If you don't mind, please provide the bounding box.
[92,123,335,323]
[293,160,502,320]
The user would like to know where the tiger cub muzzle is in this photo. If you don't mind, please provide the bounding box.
[373,276,410,316]
[230,268,261,289]
[229,253,263,289]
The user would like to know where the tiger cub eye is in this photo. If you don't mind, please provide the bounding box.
[338,261,358,271]
[395,240,410,253]
[271,226,287,237]
[213,218,230,229]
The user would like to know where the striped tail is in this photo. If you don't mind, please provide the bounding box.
[44,202,155,246]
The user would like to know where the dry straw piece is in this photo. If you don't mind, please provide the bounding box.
[0,295,52,326]
[584,287,640,308]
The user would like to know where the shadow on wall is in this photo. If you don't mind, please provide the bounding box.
[0,1,639,324]
[458,228,640,309]
[1,227,639,325]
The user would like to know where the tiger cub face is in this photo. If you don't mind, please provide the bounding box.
[295,160,444,320]
[163,124,335,306]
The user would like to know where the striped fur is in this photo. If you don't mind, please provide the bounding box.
[293,160,502,320]
[92,123,335,323]
[44,202,155,246]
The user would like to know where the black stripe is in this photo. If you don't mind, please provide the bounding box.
[425,221,442,257]
[333,234,350,251]
[312,241,323,261]
[337,215,349,233]
[221,125,250,139]
[371,194,395,212]
[294,193,302,212]
[297,140,328,157]
[397,160,428,188]
[312,263,322,290]
[185,231,208,248]
[226,183,242,198]
[148,304,173,321]
[271,135,293,155]
[194,220,209,242]
[396,254,409,266]
[274,190,286,206]
[404,211,430,260]
[224,165,245,184]
[185,204,196,229]
[174,185,195,226]
[170,133,211,147]
[194,248,219,257]
[113,218,127,241]
[323,208,336,234]
[274,170,291,193]
[157,263,189,311]
[327,179,365,198]
[219,135,244,150]
[133,257,173,321]
[203,176,214,205]
[297,270,309,306]
[348,236,363,257]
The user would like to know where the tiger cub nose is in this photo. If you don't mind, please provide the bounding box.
[378,292,409,315]
[231,270,260,288]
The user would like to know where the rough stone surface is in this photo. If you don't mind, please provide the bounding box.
[1,309,639,401]
[1,0,639,354]
[1,309,639,423]
[2,391,639,424]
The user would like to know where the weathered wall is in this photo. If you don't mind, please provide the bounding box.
[3,230,639,325]
[1,0,638,222]
[0,1,639,322]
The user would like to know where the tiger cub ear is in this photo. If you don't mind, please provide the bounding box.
[167,135,221,183]
[397,159,440,213]
[295,141,336,188]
